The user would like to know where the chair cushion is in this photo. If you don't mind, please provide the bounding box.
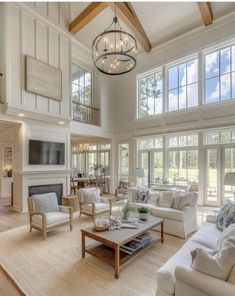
[191,222,222,249]
[150,207,185,222]
[79,187,100,203]
[157,240,209,295]
[32,192,59,213]
[81,202,109,214]
[32,211,70,227]
[216,199,235,230]
[157,191,174,208]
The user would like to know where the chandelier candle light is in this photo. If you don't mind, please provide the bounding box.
[92,8,138,75]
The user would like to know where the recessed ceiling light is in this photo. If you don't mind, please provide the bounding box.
[58,121,65,125]
[18,113,25,117]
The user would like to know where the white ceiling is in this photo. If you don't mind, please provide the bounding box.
[70,2,235,51]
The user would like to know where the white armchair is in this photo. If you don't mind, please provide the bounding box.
[28,192,73,240]
[78,187,112,221]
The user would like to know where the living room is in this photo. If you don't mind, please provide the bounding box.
[0,1,235,296]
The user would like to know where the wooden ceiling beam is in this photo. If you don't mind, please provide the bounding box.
[108,2,151,52]
[197,2,213,26]
[69,2,108,34]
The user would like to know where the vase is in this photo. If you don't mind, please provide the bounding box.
[139,213,148,221]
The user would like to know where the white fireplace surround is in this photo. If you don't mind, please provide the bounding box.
[13,170,70,212]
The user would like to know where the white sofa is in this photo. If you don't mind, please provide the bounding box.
[156,215,235,296]
[128,188,198,238]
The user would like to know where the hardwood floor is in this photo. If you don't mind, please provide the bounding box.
[0,198,28,233]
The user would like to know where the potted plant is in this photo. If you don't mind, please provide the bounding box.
[138,206,149,221]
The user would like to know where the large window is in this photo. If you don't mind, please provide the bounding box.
[168,58,198,112]
[137,70,163,118]
[72,64,92,106]
[136,41,235,119]
[72,144,110,177]
[167,134,199,182]
[205,45,235,104]
[118,143,129,181]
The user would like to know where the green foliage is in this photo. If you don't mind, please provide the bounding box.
[138,206,149,214]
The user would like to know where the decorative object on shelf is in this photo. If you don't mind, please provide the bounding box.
[25,55,62,101]
[224,172,235,201]
[92,4,138,75]
[138,206,149,221]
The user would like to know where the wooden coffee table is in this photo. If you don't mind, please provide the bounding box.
[81,216,164,278]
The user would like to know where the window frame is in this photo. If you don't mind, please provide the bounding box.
[136,66,163,119]
[71,61,94,107]
[203,43,235,105]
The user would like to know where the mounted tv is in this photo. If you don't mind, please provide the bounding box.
[29,139,65,165]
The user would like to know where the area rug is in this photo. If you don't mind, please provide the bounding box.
[0,216,183,296]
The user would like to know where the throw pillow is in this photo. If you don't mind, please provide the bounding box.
[158,191,174,208]
[227,265,235,284]
[217,223,235,250]
[191,236,235,280]
[172,192,198,210]
[136,189,149,203]
[216,199,235,231]
[32,192,59,213]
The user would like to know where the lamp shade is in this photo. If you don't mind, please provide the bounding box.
[224,172,235,186]
[132,168,145,178]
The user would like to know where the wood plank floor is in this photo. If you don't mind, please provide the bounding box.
[0,198,28,233]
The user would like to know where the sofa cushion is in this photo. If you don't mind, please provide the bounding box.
[216,200,235,230]
[156,240,210,295]
[148,191,160,205]
[228,265,235,284]
[81,202,109,214]
[151,207,185,222]
[32,211,69,226]
[191,236,235,280]
[79,188,100,203]
[32,192,59,213]
[191,222,222,249]
[158,191,174,208]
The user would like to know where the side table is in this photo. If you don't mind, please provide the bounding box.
[62,195,79,212]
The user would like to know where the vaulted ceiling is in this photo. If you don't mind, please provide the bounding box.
[69,2,235,52]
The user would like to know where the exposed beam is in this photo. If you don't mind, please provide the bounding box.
[197,2,213,26]
[108,2,151,52]
[69,2,108,34]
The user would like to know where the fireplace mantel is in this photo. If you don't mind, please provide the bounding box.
[17,170,71,175]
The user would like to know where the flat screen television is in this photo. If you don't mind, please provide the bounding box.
[29,139,65,165]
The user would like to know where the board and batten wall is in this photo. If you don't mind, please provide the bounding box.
[6,3,71,120]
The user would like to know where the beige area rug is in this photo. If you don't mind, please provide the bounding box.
[0,216,184,296]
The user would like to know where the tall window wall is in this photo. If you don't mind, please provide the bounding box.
[137,41,235,119]
[72,144,111,177]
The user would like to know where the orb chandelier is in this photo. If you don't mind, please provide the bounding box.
[92,10,138,75]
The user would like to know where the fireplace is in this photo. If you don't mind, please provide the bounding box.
[28,184,63,205]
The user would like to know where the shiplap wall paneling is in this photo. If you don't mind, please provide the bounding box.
[48,29,60,114]
[35,21,49,113]
[22,11,36,109]
[9,6,21,106]
[60,36,71,118]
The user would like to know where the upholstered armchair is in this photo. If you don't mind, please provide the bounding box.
[28,192,73,240]
[78,187,112,221]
